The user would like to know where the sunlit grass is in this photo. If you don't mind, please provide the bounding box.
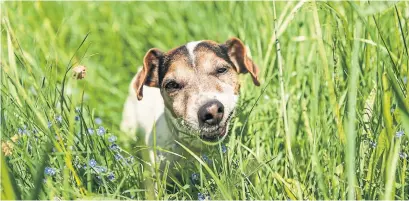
[1,1,409,200]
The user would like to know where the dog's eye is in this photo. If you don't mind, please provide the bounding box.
[216,67,228,74]
[164,81,181,91]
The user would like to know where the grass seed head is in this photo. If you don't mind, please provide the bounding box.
[72,65,87,80]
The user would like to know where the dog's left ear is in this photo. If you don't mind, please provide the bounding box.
[225,37,260,86]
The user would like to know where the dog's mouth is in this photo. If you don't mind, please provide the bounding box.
[169,109,234,143]
[199,126,227,142]
[198,111,233,142]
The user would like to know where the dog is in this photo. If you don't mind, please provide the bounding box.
[120,37,260,178]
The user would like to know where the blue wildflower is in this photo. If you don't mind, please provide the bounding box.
[87,128,94,135]
[89,158,97,167]
[399,152,407,159]
[198,193,205,201]
[95,117,102,125]
[221,145,227,153]
[17,127,28,135]
[114,153,123,161]
[404,76,408,84]
[97,126,105,136]
[75,115,80,121]
[48,121,52,128]
[396,130,404,138]
[202,154,209,161]
[55,115,63,123]
[23,128,30,135]
[109,144,119,151]
[108,135,117,143]
[44,167,56,176]
[369,141,377,148]
[107,172,115,181]
[126,156,135,164]
[198,192,210,201]
[202,154,212,164]
[190,173,199,184]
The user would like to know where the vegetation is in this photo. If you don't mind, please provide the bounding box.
[1,1,408,200]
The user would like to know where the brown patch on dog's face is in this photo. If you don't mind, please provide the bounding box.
[134,38,260,141]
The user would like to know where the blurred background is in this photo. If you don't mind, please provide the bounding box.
[3,1,275,127]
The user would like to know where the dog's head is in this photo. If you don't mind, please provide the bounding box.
[133,38,260,143]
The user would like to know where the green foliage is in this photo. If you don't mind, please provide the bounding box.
[1,1,409,200]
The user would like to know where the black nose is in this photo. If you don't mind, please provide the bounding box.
[198,100,224,126]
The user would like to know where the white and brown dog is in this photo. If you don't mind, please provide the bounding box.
[120,37,260,167]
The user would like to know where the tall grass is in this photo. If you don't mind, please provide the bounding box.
[1,1,408,200]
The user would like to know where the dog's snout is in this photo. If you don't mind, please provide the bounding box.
[198,100,224,126]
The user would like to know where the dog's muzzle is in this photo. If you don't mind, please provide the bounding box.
[197,100,229,141]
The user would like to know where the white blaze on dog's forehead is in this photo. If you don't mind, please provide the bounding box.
[185,41,202,66]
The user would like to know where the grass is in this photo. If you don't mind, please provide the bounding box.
[1,1,409,200]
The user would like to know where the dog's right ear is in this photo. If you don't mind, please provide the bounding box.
[133,48,163,100]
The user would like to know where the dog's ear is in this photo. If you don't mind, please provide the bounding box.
[133,48,163,100]
[225,37,260,86]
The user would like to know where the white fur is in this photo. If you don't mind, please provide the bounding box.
[185,41,202,66]
[120,75,165,143]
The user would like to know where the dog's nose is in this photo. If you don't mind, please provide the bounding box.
[198,100,224,126]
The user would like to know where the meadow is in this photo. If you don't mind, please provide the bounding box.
[1,1,409,200]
